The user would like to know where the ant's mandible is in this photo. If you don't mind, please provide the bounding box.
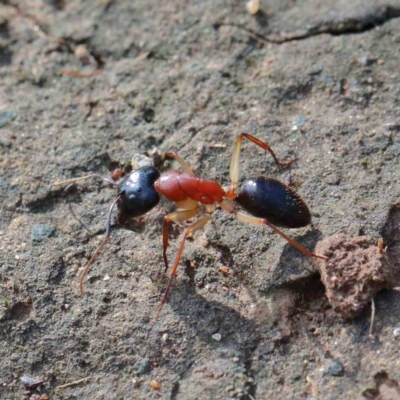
[54,133,327,320]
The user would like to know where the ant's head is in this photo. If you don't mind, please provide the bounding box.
[79,166,161,295]
[118,166,161,217]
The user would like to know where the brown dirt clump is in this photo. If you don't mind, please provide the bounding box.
[314,233,394,319]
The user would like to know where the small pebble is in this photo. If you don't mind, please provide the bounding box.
[150,380,160,390]
[21,375,44,389]
[107,71,119,87]
[292,115,307,130]
[327,360,344,376]
[219,267,229,275]
[0,110,16,127]
[394,328,400,338]
[31,224,55,241]
[212,333,222,341]
[162,333,168,342]
[246,0,259,14]
[132,378,140,388]
[131,153,152,169]
[74,44,94,65]
[133,360,151,376]
[359,55,377,67]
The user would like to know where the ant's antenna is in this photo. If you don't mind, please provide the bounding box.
[53,174,118,187]
[79,196,120,294]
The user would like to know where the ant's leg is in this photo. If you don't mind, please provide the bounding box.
[163,201,201,272]
[53,174,117,187]
[241,133,294,167]
[227,133,294,198]
[156,205,215,321]
[236,211,327,260]
[166,150,195,176]
[79,196,120,294]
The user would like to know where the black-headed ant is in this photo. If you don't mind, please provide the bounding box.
[54,134,327,320]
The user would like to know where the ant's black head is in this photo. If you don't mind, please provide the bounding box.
[118,166,160,217]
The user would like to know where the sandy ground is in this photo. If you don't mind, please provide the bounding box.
[1,0,400,399]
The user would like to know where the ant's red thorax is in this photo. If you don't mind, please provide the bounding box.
[155,170,226,205]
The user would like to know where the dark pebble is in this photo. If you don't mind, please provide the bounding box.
[133,359,151,376]
[293,115,307,128]
[327,360,344,376]
[31,224,56,241]
[0,110,16,128]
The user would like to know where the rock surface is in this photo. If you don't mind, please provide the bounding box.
[1,1,400,399]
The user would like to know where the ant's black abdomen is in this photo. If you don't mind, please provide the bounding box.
[235,177,311,228]
[118,166,161,217]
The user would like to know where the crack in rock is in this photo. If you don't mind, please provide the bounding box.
[218,5,400,44]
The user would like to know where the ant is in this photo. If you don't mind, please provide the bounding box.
[54,133,327,320]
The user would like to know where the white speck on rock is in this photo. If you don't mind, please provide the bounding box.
[212,333,221,341]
